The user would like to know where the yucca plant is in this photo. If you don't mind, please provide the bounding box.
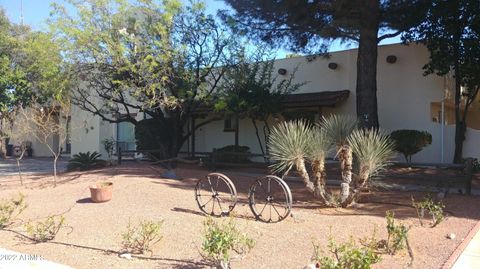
[268,120,316,193]
[268,116,395,208]
[320,115,358,204]
[348,129,395,186]
[67,151,104,171]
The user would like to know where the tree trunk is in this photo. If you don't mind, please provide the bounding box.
[311,158,329,205]
[453,33,464,164]
[251,118,265,156]
[295,158,315,192]
[338,145,353,205]
[53,155,59,187]
[356,0,380,129]
[16,158,23,186]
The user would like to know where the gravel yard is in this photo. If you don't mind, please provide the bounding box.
[0,162,479,269]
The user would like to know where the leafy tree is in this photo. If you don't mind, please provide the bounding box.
[215,49,304,156]
[50,0,239,158]
[404,0,480,163]
[0,10,66,157]
[221,0,429,128]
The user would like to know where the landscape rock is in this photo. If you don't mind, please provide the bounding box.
[447,233,456,240]
[119,253,132,260]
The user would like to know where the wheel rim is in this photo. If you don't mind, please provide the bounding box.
[248,175,292,223]
[195,173,237,217]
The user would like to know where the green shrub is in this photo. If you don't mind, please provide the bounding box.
[121,219,164,255]
[25,215,65,242]
[390,130,432,164]
[0,193,27,229]
[67,151,105,171]
[462,157,480,172]
[412,195,445,227]
[201,217,255,269]
[214,145,251,163]
[385,211,410,254]
[312,236,381,269]
[102,137,116,162]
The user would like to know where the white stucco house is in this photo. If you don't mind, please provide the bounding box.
[13,42,480,163]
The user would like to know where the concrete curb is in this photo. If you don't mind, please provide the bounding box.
[441,219,480,269]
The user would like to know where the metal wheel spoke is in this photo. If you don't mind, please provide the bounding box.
[216,198,225,213]
[272,200,288,211]
[200,197,213,209]
[271,203,282,217]
[259,182,268,194]
[207,177,215,193]
[211,197,216,214]
[269,204,272,222]
[258,202,268,217]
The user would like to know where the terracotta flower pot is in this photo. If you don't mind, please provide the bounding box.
[89,182,113,203]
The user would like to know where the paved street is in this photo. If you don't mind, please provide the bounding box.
[0,158,68,177]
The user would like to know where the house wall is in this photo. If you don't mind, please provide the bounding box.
[23,42,479,163]
[192,43,480,163]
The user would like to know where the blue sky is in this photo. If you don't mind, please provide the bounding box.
[0,0,229,30]
[0,0,400,58]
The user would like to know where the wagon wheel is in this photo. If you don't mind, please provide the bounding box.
[248,175,293,223]
[195,173,237,217]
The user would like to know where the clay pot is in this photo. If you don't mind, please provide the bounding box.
[89,182,113,203]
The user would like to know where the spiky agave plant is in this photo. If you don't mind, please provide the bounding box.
[347,129,395,188]
[268,120,315,192]
[320,115,358,204]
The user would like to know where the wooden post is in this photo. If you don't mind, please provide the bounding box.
[212,148,217,171]
[117,147,122,165]
[465,158,473,195]
[234,117,239,148]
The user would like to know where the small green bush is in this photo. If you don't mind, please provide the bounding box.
[390,130,432,164]
[0,193,27,229]
[201,217,255,269]
[412,195,445,227]
[462,157,480,172]
[25,215,65,242]
[102,137,116,162]
[121,219,164,255]
[312,236,381,269]
[385,211,410,254]
[67,151,105,171]
[214,145,251,163]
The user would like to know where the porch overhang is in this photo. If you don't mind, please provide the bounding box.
[281,90,350,108]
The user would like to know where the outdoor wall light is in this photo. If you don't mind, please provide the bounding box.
[278,68,287,75]
[328,62,338,70]
[386,55,397,64]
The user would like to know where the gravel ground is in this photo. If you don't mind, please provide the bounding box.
[0,162,479,269]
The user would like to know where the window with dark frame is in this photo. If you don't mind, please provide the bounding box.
[223,117,236,132]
